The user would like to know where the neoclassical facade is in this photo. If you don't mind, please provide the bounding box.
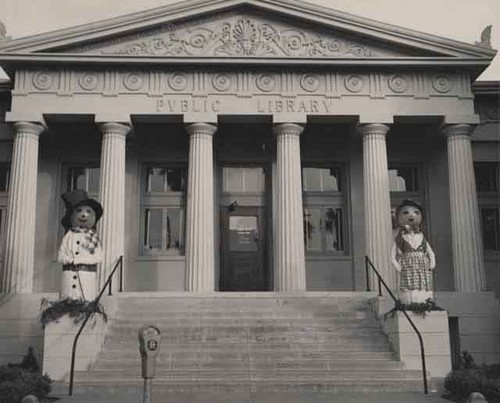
[0,0,499,365]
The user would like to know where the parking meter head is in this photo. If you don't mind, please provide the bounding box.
[138,325,162,378]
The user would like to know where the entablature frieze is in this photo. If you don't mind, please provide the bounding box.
[9,67,477,122]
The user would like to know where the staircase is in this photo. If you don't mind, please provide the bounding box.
[69,292,424,394]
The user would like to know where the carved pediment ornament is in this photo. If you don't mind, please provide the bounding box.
[101,18,375,58]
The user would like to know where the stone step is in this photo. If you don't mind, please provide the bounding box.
[92,358,403,372]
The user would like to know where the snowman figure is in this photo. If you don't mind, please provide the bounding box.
[57,189,103,301]
[391,199,436,305]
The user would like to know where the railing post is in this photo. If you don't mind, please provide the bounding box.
[365,257,370,292]
[119,257,123,292]
[378,277,382,297]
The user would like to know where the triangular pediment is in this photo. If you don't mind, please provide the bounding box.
[55,9,434,59]
[0,0,495,65]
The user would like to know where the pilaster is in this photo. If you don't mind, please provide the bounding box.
[359,123,395,290]
[273,123,306,292]
[97,122,131,288]
[2,121,44,293]
[442,124,485,291]
[184,122,217,292]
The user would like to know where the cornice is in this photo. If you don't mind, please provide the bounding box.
[0,0,495,61]
[472,81,500,95]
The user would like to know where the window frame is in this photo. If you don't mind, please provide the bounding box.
[301,163,348,257]
[475,161,500,254]
[0,162,10,266]
[140,164,187,257]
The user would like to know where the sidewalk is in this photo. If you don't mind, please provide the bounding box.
[53,390,450,403]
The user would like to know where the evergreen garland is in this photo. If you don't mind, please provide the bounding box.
[39,298,107,327]
[392,298,444,317]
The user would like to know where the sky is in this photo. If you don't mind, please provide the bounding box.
[0,0,499,81]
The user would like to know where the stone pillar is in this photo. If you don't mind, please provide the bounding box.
[184,123,217,292]
[97,122,130,288]
[2,122,44,293]
[359,123,395,290]
[443,124,485,291]
[273,123,306,292]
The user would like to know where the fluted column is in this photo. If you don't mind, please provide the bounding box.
[274,123,306,292]
[185,123,217,292]
[97,122,130,288]
[443,124,485,291]
[2,122,44,293]
[359,123,395,290]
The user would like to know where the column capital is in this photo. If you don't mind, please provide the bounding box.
[441,123,475,139]
[98,122,131,137]
[185,122,217,137]
[13,121,45,136]
[273,123,304,137]
[357,123,390,137]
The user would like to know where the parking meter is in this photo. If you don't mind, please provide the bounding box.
[138,325,162,379]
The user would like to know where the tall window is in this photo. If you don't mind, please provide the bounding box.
[66,166,100,197]
[302,166,345,254]
[388,165,423,229]
[475,162,500,252]
[142,166,187,256]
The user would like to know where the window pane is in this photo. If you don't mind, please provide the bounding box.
[303,167,340,192]
[303,168,322,191]
[303,208,322,251]
[323,168,341,191]
[228,215,258,252]
[0,164,9,192]
[166,209,183,253]
[87,168,100,194]
[325,208,344,251]
[389,167,418,192]
[166,168,185,192]
[482,208,500,251]
[475,163,499,192]
[223,168,244,192]
[147,168,165,192]
[243,168,265,193]
[144,209,163,251]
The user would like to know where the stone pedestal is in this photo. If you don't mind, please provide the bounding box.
[97,122,130,289]
[359,123,395,290]
[273,123,306,292]
[184,123,217,292]
[2,122,44,293]
[443,124,485,291]
[382,309,452,378]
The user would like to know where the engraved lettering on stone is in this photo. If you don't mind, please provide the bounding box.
[256,99,334,113]
[212,73,232,92]
[156,98,220,113]
[300,74,320,93]
[432,75,452,93]
[123,72,145,91]
[168,73,189,91]
[388,75,408,93]
[78,73,99,91]
[256,73,277,92]
[101,17,376,58]
[344,74,364,93]
[33,72,54,91]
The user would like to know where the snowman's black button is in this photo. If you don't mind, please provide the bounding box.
[72,285,76,289]
[73,275,77,280]
[76,241,80,245]
[75,251,79,255]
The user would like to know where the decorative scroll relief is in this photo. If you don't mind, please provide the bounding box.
[98,16,376,58]
[17,69,468,101]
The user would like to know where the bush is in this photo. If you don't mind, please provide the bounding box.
[0,347,52,403]
[444,351,500,402]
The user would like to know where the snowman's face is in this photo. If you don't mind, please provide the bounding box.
[397,205,422,227]
[70,205,96,229]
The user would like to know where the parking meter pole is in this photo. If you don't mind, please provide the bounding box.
[143,378,152,403]
[138,325,162,403]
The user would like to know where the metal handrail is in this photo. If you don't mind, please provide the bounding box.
[68,256,124,396]
[365,255,428,395]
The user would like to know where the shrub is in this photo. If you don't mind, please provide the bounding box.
[0,347,52,403]
[444,351,500,402]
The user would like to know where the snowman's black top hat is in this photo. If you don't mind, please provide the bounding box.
[61,189,103,230]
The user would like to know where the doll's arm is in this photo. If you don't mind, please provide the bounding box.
[57,233,74,265]
[391,243,402,273]
[426,242,436,270]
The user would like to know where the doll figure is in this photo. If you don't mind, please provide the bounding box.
[57,189,103,301]
[391,199,436,304]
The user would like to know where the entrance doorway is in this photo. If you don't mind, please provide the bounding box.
[221,206,267,291]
